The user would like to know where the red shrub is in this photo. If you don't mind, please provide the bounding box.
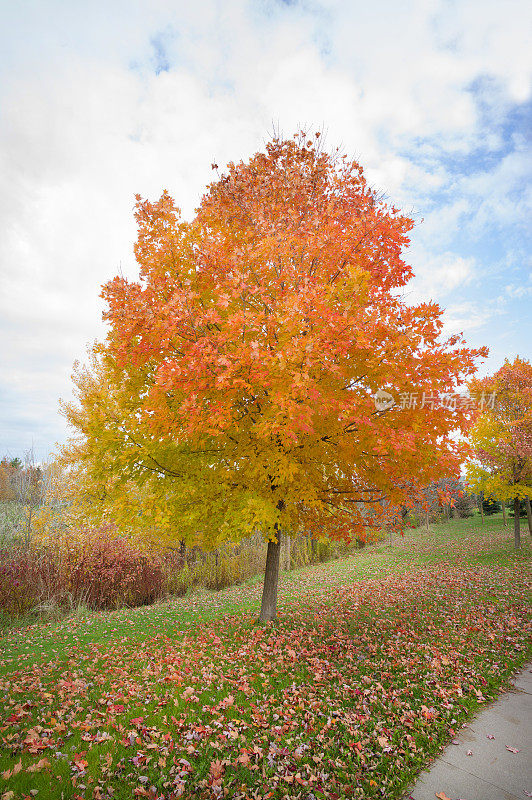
[66,529,165,609]
[0,527,166,616]
[0,544,62,615]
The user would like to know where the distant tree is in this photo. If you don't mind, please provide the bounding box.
[467,357,532,548]
[482,498,501,515]
[0,466,15,502]
[0,457,20,502]
[451,481,476,518]
[10,450,46,541]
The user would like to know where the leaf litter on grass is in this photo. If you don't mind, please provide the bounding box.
[0,523,531,800]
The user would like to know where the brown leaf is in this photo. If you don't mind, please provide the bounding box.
[26,758,51,773]
[209,759,224,779]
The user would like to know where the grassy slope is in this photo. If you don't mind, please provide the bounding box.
[0,514,530,800]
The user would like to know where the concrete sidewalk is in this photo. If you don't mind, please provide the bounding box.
[407,663,532,800]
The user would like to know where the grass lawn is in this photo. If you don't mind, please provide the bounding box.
[0,514,530,800]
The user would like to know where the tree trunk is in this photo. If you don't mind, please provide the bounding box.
[480,494,484,524]
[502,501,507,527]
[513,497,521,550]
[259,528,282,622]
[525,497,532,538]
[25,505,32,546]
[425,509,429,531]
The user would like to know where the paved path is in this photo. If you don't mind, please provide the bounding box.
[407,663,532,800]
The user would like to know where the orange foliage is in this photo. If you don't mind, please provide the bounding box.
[65,133,487,548]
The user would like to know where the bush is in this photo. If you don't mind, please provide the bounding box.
[0,557,37,615]
[0,527,167,617]
[509,500,527,518]
[164,560,200,597]
[66,529,165,610]
[0,541,63,615]
[0,522,380,622]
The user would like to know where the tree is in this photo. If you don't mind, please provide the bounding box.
[482,497,501,515]
[0,458,17,502]
[63,133,487,620]
[441,478,476,518]
[11,450,46,542]
[467,357,532,549]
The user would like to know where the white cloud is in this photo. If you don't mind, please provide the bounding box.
[441,301,494,335]
[406,251,477,304]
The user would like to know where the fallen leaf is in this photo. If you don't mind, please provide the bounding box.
[506,746,519,753]
[26,758,51,773]
[435,792,451,800]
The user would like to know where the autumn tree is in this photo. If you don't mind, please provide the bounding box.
[467,357,532,548]
[0,458,17,502]
[63,133,487,621]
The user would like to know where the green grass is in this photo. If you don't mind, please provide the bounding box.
[0,514,530,800]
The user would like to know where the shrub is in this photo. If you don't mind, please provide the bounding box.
[0,558,36,615]
[0,541,63,615]
[0,527,167,617]
[65,528,165,610]
[163,560,201,597]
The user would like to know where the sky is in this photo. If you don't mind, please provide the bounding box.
[0,0,531,461]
